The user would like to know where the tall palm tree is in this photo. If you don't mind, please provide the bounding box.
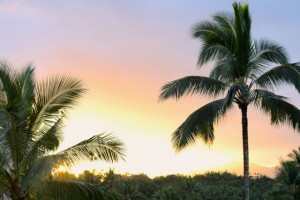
[159,2,300,200]
[0,62,125,200]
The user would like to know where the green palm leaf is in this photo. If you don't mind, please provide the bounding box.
[209,57,237,83]
[253,63,300,92]
[0,168,14,190]
[192,20,235,67]
[58,133,125,164]
[31,76,86,132]
[251,39,288,64]
[21,155,63,192]
[18,66,35,109]
[232,2,252,77]
[21,133,125,195]
[212,11,235,36]
[23,118,64,168]
[277,161,300,186]
[0,62,20,106]
[172,99,230,151]
[222,83,242,112]
[191,20,222,44]
[247,39,289,81]
[159,76,227,100]
[251,89,287,103]
[288,147,300,165]
[0,66,37,175]
[0,109,13,163]
[255,97,300,131]
[0,89,7,107]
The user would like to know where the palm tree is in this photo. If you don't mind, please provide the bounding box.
[159,2,300,200]
[0,62,125,199]
[271,147,300,200]
[275,161,300,200]
[289,147,300,165]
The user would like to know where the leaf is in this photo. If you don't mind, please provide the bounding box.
[57,133,126,164]
[23,118,64,168]
[159,76,227,101]
[31,76,86,133]
[172,99,230,151]
[253,63,300,92]
[21,155,63,191]
[255,96,300,131]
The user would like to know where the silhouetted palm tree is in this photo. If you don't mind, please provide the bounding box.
[271,161,300,200]
[0,62,125,199]
[289,147,300,165]
[159,2,300,199]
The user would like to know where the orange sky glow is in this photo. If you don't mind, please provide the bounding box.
[0,0,300,178]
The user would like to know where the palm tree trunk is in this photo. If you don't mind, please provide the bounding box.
[240,104,249,200]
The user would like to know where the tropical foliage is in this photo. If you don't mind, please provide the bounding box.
[159,2,300,200]
[54,169,276,200]
[0,62,125,199]
[265,147,300,200]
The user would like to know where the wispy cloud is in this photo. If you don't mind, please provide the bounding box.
[0,0,37,15]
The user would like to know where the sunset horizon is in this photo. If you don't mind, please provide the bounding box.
[0,0,299,186]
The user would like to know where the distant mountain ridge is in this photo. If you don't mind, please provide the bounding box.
[192,161,277,178]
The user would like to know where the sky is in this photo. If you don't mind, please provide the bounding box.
[0,0,299,178]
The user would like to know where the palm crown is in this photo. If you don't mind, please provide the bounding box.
[159,2,300,200]
[160,3,299,148]
[0,62,125,199]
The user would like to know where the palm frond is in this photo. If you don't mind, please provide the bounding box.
[58,133,125,164]
[253,63,300,92]
[276,161,300,186]
[23,118,64,168]
[0,109,13,163]
[172,99,231,151]
[247,39,289,81]
[31,76,86,133]
[198,44,235,68]
[33,180,119,200]
[0,107,29,173]
[233,2,251,34]
[254,96,300,131]
[191,20,221,43]
[21,155,63,191]
[159,76,227,101]
[0,62,20,106]
[212,11,235,36]
[210,57,236,83]
[18,65,35,109]
[0,89,7,108]
[192,20,235,67]
[251,89,287,104]
[232,2,252,77]
[222,84,240,113]
[288,147,300,164]
[251,39,288,64]
[0,66,45,174]
[0,168,14,190]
